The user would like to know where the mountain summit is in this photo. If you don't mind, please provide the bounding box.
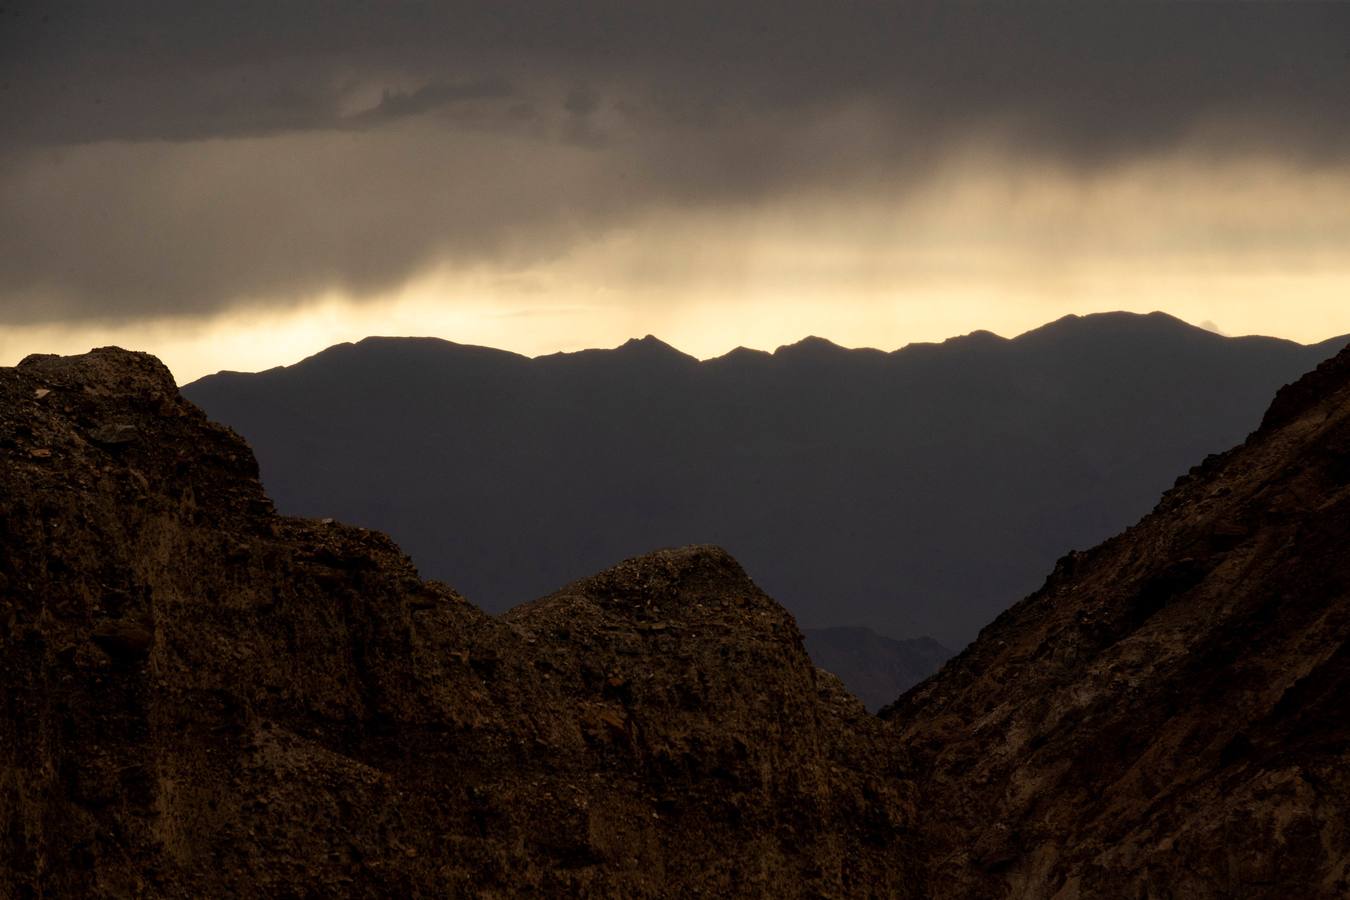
[616,334,694,359]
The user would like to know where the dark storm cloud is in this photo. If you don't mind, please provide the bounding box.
[5,1,1346,154]
[1,1,1348,323]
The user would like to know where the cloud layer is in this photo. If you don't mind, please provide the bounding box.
[2,1,1349,326]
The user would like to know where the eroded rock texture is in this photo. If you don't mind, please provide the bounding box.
[3,343,1350,897]
[0,349,912,897]
[883,345,1350,898]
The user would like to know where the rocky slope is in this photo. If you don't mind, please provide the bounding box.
[883,343,1350,897]
[4,341,1350,897]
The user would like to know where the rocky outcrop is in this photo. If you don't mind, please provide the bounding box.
[0,349,910,897]
[4,342,1350,897]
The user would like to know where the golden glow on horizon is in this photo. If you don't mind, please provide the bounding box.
[3,152,1349,384]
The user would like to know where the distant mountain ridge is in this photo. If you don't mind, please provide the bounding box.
[184,311,1348,653]
[801,627,952,713]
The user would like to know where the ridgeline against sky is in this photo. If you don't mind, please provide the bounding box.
[182,312,1348,647]
[2,2,1350,379]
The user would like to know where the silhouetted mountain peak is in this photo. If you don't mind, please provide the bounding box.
[774,335,845,357]
[247,336,528,380]
[1013,309,1213,345]
[356,335,457,349]
[614,334,696,361]
[537,334,698,368]
[898,329,1008,355]
[349,335,529,362]
[949,328,1004,345]
[711,345,774,364]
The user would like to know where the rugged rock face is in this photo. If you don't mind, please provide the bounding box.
[4,343,1350,897]
[883,345,1350,898]
[0,349,916,897]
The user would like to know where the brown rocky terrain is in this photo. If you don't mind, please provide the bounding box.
[0,348,912,897]
[2,342,1349,897]
[883,344,1350,898]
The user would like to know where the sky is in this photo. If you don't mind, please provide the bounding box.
[3,1,1350,384]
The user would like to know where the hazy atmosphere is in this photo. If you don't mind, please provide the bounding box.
[3,1,1350,381]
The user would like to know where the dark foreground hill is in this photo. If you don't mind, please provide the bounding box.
[0,349,908,897]
[3,342,1350,897]
[885,342,1350,896]
[182,312,1347,649]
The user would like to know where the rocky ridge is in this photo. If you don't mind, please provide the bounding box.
[3,343,1350,897]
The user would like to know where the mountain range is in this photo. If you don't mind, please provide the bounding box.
[183,311,1346,654]
[3,332,1348,895]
